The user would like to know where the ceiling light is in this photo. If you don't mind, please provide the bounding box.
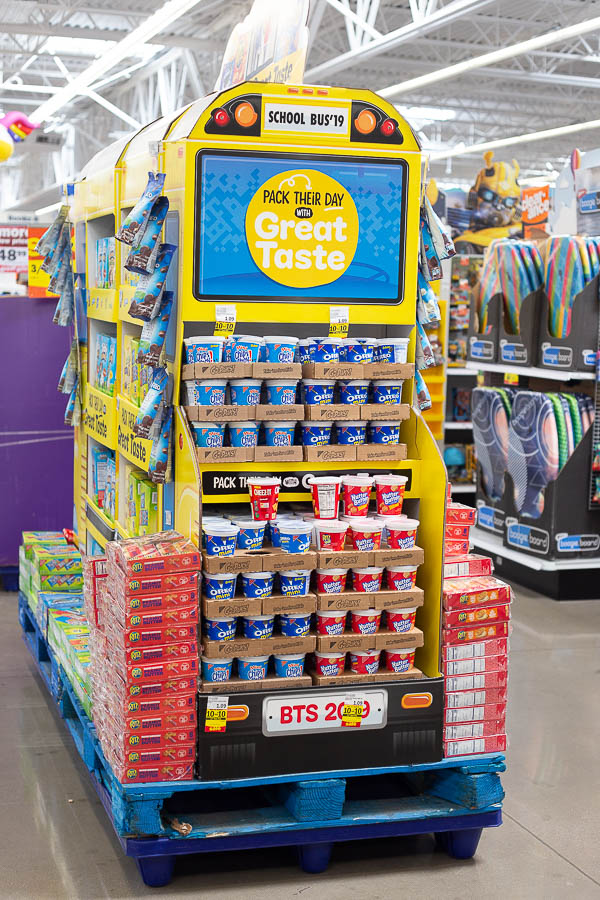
[429,118,600,161]
[35,201,62,215]
[398,105,457,123]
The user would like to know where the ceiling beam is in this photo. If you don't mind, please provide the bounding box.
[0,20,215,51]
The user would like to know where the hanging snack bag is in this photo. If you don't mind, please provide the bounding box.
[125,196,169,274]
[117,172,166,245]
[149,409,173,484]
[134,367,169,438]
[138,291,174,366]
[128,243,177,321]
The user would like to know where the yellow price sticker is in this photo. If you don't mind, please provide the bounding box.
[329,305,349,339]
[214,303,236,337]
[504,372,519,385]
[204,696,229,732]
[341,695,364,728]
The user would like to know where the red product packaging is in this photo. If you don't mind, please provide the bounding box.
[445,687,507,708]
[112,587,199,615]
[444,523,471,540]
[442,575,512,610]
[115,743,196,767]
[115,762,194,784]
[107,532,201,576]
[349,521,383,551]
[111,723,197,750]
[374,475,406,516]
[349,649,380,674]
[443,621,510,645]
[125,657,199,683]
[445,667,508,692]
[114,692,197,716]
[109,710,197,733]
[111,639,199,666]
[352,568,384,592]
[112,570,197,596]
[350,609,382,635]
[443,554,493,579]
[316,569,347,593]
[314,651,346,676]
[444,538,470,556]
[444,732,507,758]
[248,477,280,520]
[112,602,199,629]
[110,621,198,648]
[443,701,507,724]
[446,502,476,525]
[443,603,511,629]
[308,476,341,519]
[442,637,509,660]
[114,675,197,698]
[341,479,372,517]
[443,717,506,740]
[444,653,507,676]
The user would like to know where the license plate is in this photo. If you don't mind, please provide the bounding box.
[262,689,387,735]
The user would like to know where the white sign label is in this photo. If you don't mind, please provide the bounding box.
[262,689,387,735]
[263,102,349,136]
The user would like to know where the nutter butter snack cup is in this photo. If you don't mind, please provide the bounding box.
[241,571,275,599]
[352,566,384,593]
[350,518,383,551]
[248,477,281,520]
[316,609,348,635]
[350,649,380,674]
[350,609,382,635]
[203,615,237,640]
[385,646,416,673]
[307,475,341,519]
[386,565,418,591]
[263,336,299,363]
[238,656,269,680]
[279,614,311,636]
[203,571,237,600]
[313,519,348,551]
[341,475,373,517]
[314,651,346,676]
[386,517,419,550]
[386,607,417,633]
[274,652,306,677]
[201,656,233,682]
[316,568,347,594]
[202,521,239,557]
[243,614,274,639]
[374,475,407,516]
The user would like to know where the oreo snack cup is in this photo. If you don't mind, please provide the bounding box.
[313,519,348,551]
[341,475,373,517]
[202,656,233,682]
[279,570,311,596]
[313,337,341,362]
[266,381,298,406]
[229,421,259,448]
[372,380,404,404]
[374,475,407,516]
[298,339,314,363]
[316,568,347,594]
[386,517,419,550]
[339,381,370,405]
[203,521,239,557]
[314,651,346,677]
[386,607,417,633]
[340,339,376,363]
[264,421,296,447]
[203,571,237,600]
[336,421,367,445]
[385,646,416,673]
[238,656,269,680]
[307,475,341,519]
[349,518,383,551]
[192,422,225,448]
[227,335,263,362]
[277,520,312,554]
[376,337,410,364]
[184,336,226,363]
[279,614,311,637]
[263,336,299,364]
[350,649,380,675]
[274,653,306,677]
[229,379,262,406]
[369,421,400,444]
[350,609,382,635]
[243,614,274,639]
[316,609,348,636]
[302,380,335,405]
[386,564,418,591]
[351,566,384,593]
[301,422,332,446]
[248,477,281,520]
[203,615,237,641]
[241,571,275,599]
[233,518,265,550]
[270,516,298,549]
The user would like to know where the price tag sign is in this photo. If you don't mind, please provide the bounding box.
[204,695,229,732]
[341,694,364,728]
[504,372,519,385]
[329,305,349,339]
[214,304,236,336]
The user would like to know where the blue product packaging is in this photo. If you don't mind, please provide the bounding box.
[372,380,403,404]
[138,290,174,366]
[203,521,239,557]
[277,522,312,553]
[313,338,341,362]
[297,340,314,362]
[134,367,169,438]
[105,336,117,397]
[274,653,306,677]
[279,614,311,637]
[264,422,296,447]
[279,570,311,596]
[237,657,269,681]
[185,379,227,406]
[117,172,166,245]
[201,657,233,682]
[369,421,400,444]
[241,571,275,598]
[125,196,169,273]
[337,421,367,445]
[203,615,237,640]
[339,380,369,404]
[234,519,266,550]
[192,422,225,448]
[340,339,376,363]
[302,380,335,405]
[128,243,177,321]
[148,408,172,484]
[227,335,262,362]
[229,379,261,405]
[229,421,259,447]
[301,422,332,446]
[184,335,226,363]
[243,614,274,639]
[203,572,238,600]
[266,381,298,405]
[263,336,299,363]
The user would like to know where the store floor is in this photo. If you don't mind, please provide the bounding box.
[1,588,599,900]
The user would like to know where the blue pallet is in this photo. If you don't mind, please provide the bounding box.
[1,565,19,591]
[19,593,504,887]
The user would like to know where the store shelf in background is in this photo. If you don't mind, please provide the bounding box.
[444,421,473,430]
[464,361,595,382]
[447,368,477,377]
[115,521,133,540]
[451,483,476,493]
[87,288,118,323]
[118,286,141,325]
[116,394,153,470]
[471,526,600,570]
[83,384,117,450]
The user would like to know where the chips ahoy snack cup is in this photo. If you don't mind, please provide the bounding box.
[264,421,296,446]
[226,335,263,362]
[203,571,238,600]
[341,474,373,517]
[279,614,311,636]
[352,566,384,592]
[229,422,259,447]
[229,379,261,406]
[307,475,341,519]
[184,335,226,363]
[313,519,348,551]
[241,571,275,599]
[316,568,347,593]
[314,651,346,676]
[248,476,281,520]
[203,521,239,557]
[203,615,237,640]
[263,336,299,363]
[192,422,225,448]
[386,607,417,633]
[265,381,298,405]
[185,379,226,406]
[350,518,383,551]
[386,517,419,550]
[316,609,348,635]
[238,656,269,680]
[350,649,380,674]
[385,646,416,672]
[243,614,274,639]
[201,656,233,682]
[374,474,407,516]
[274,653,306,677]
[350,609,382,635]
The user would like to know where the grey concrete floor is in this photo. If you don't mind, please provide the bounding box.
[1,587,599,900]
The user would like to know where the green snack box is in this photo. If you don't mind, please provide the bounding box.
[137,478,158,535]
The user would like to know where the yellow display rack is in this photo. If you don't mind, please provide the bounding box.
[72,81,447,678]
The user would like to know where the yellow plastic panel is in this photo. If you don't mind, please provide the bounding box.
[174,407,201,548]
[116,394,153,469]
[87,288,118,323]
[83,384,117,450]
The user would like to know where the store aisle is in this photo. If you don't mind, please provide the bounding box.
[1,589,599,900]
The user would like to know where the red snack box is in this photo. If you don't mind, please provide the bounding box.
[443,701,507,724]
[115,762,194,784]
[110,639,199,666]
[444,538,470,556]
[112,674,197,698]
[443,621,510,644]
[444,717,506,740]
[443,602,511,629]
[112,603,199,629]
[443,554,493,579]
[113,743,196,767]
[108,620,198,648]
[443,575,512,610]
[107,531,200,576]
[444,653,507,676]
[111,691,197,716]
[442,637,509,661]
[84,555,108,577]
[445,667,508,692]
[445,687,507,708]
[446,502,476,526]
[444,732,507,758]
[124,657,199,683]
[111,570,197,596]
[109,721,197,750]
[111,587,199,616]
[107,710,197,733]
[444,523,471,540]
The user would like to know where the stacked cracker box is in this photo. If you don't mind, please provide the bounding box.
[442,492,510,757]
[87,533,200,784]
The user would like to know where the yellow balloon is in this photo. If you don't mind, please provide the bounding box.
[0,126,14,162]
[426,178,439,205]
